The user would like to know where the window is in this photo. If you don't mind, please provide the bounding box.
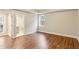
[0,16,3,32]
[38,15,45,27]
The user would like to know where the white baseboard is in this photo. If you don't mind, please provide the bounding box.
[25,31,36,35]
[39,31,79,41]
[15,31,36,37]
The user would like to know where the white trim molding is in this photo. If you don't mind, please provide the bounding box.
[39,31,79,41]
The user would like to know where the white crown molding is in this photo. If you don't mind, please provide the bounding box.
[14,9,78,14]
[0,9,77,14]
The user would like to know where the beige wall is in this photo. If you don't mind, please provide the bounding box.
[39,10,78,37]
[0,10,78,37]
[24,13,37,35]
[78,10,79,37]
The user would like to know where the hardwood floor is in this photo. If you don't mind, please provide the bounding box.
[0,35,13,48]
[0,32,79,49]
[13,35,36,49]
[41,32,79,49]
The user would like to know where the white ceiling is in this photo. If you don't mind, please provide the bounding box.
[18,9,68,14]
